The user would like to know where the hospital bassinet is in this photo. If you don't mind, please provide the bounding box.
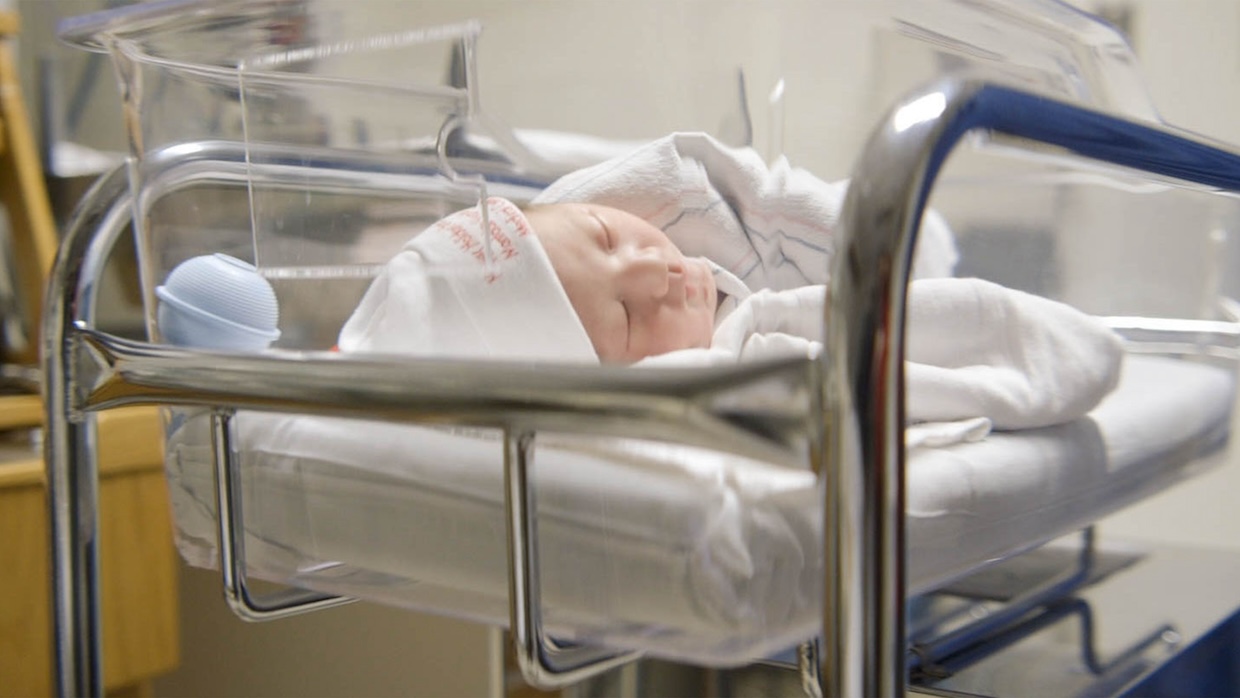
[46,1,1240,696]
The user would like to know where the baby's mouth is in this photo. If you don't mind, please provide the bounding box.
[678,264,697,302]
[686,258,717,309]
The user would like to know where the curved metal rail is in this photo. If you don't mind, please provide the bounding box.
[823,78,1240,698]
[45,152,816,696]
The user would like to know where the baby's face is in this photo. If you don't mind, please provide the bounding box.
[526,203,717,363]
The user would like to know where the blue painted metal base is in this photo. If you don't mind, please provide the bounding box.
[1123,606,1240,698]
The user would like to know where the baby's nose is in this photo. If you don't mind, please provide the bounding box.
[623,250,676,292]
[628,249,668,274]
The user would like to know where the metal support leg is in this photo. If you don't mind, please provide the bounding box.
[210,410,354,620]
[45,165,131,698]
[504,430,641,690]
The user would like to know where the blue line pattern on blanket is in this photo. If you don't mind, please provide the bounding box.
[532,131,950,292]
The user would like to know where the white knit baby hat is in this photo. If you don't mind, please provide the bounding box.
[338,197,598,362]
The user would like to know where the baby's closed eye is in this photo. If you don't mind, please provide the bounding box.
[590,212,614,251]
[619,300,632,350]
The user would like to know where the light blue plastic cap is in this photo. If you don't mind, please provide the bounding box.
[155,254,281,351]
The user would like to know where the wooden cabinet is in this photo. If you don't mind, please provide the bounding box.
[0,406,179,697]
[0,8,180,697]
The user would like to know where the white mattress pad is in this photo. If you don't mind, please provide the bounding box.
[164,354,1233,666]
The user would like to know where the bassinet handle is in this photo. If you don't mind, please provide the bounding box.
[823,77,1240,698]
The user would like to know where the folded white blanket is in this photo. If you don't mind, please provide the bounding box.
[637,279,1125,436]
[904,278,1124,430]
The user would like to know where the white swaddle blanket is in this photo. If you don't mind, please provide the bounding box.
[639,281,1123,443]
[341,133,1123,442]
[533,132,960,287]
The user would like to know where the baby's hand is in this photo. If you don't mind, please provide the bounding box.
[737,332,821,361]
[713,286,827,353]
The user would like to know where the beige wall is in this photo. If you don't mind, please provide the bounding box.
[1071,0,1240,552]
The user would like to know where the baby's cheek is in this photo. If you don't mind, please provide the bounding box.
[695,309,716,348]
[668,311,714,353]
[592,330,630,364]
[575,312,625,363]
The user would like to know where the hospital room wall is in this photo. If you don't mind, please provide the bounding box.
[1068,0,1240,553]
[304,1,872,178]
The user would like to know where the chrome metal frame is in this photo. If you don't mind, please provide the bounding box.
[904,528,1180,683]
[46,78,1240,698]
[45,148,816,697]
[209,409,355,620]
[822,78,1240,697]
[504,430,643,689]
[923,595,1178,683]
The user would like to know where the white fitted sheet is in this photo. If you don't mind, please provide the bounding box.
[164,355,1233,666]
